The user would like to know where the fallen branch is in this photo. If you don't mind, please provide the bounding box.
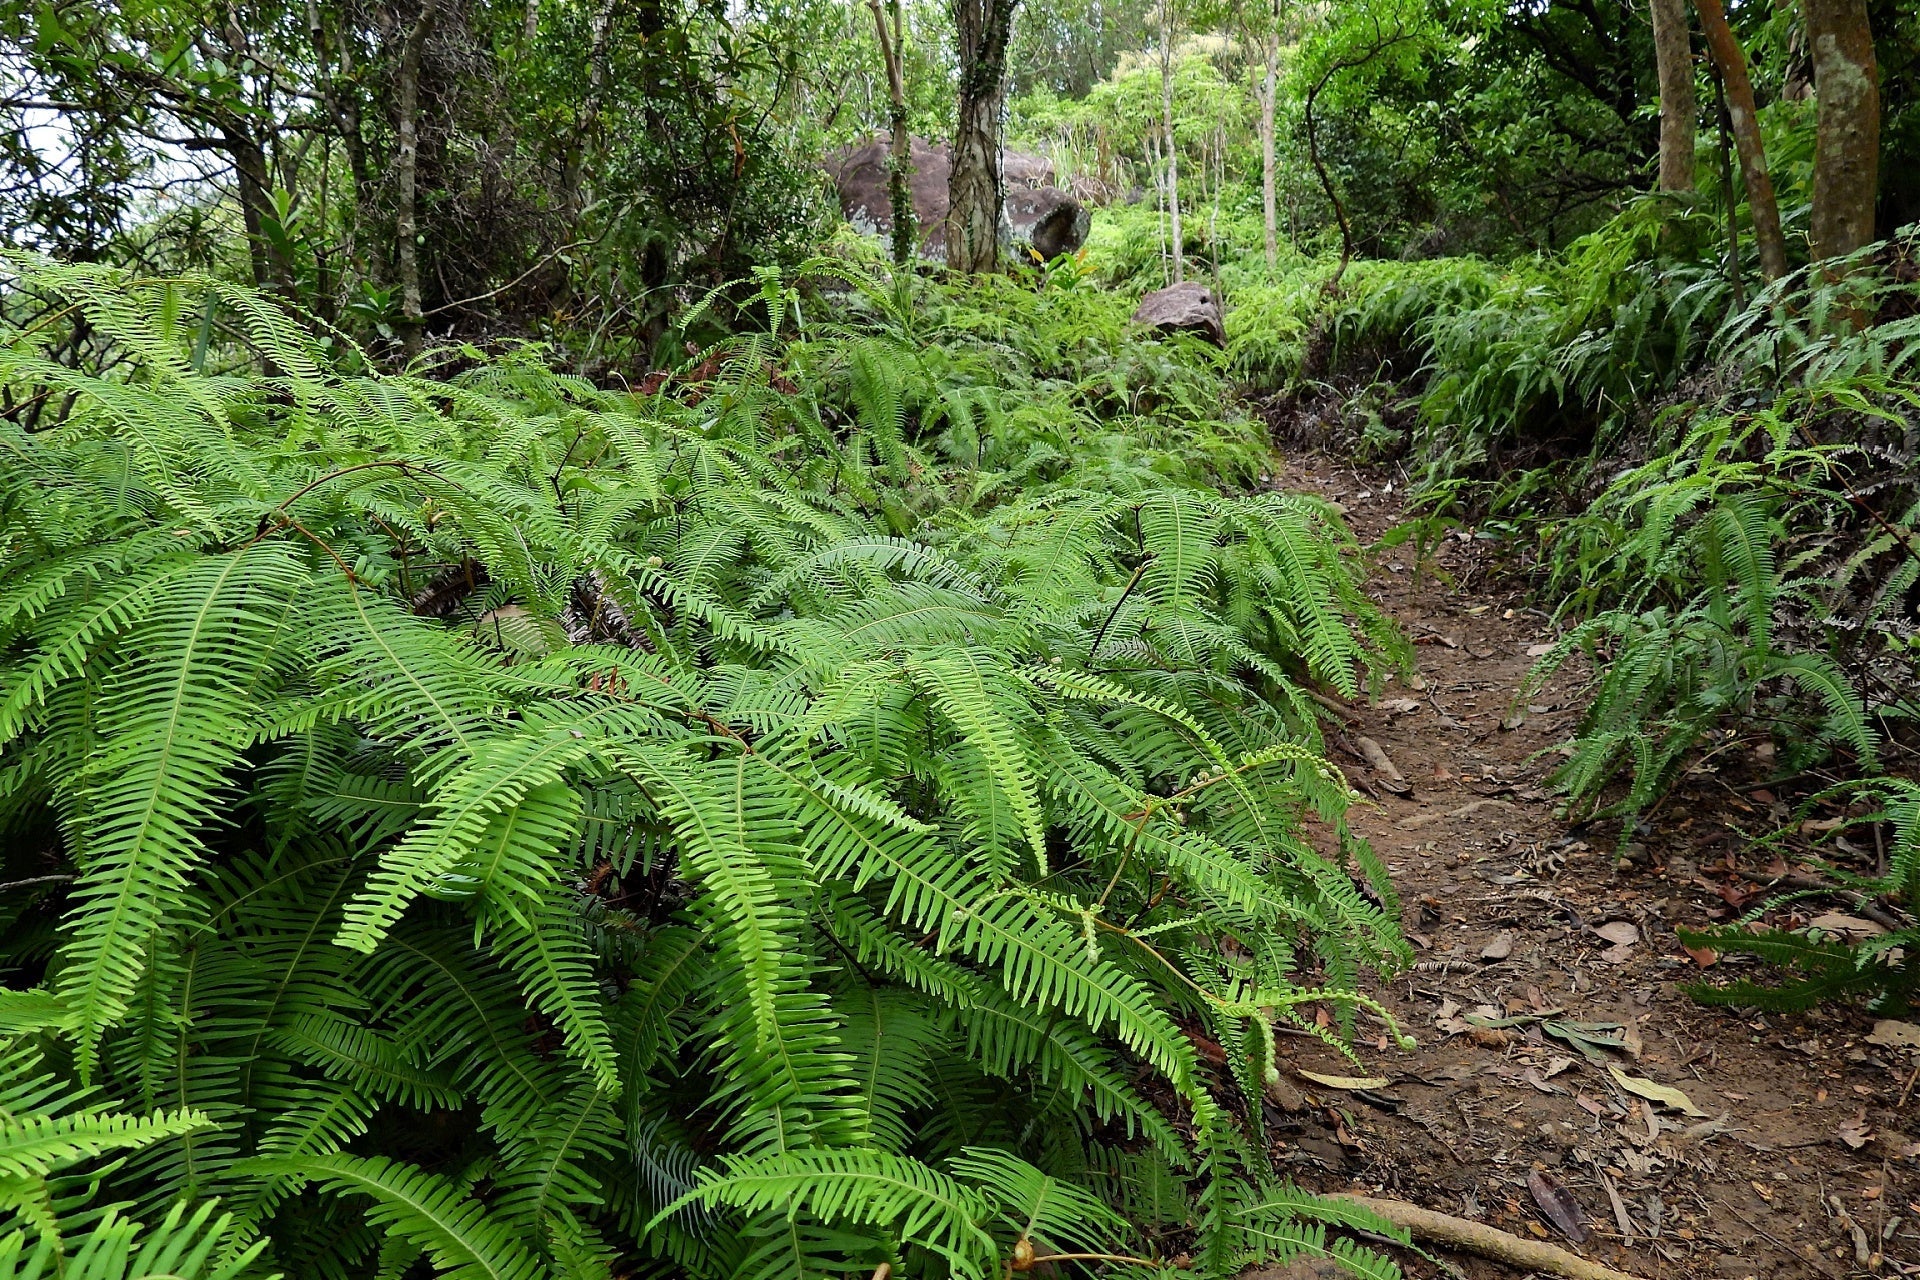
[1354,736,1410,795]
[1301,687,1355,721]
[1328,1194,1648,1280]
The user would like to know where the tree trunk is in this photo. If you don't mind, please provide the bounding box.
[867,0,916,265]
[1651,0,1698,191]
[1303,67,1353,288]
[947,0,1019,273]
[561,0,618,220]
[1159,3,1183,283]
[1712,65,1746,306]
[1803,0,1880,261]
[1695,0,1787,279]
[394,0,439,360]
[226,130,293,295]
[1259,47,1279,268]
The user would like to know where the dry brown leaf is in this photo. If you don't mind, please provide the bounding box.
[1809,911,1886,937]
[1608,1066,1708,1117]
[1593,921,1639,947]
[1868,1019,1920,1050]
[1526,1169,1589,1244]
[1480,932,1515,961]
[1680,941,1719,968]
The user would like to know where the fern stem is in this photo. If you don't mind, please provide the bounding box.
[1087,555,1153,664]
[269,459,424,516]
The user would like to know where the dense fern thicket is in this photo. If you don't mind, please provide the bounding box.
[0,257,1418,1279]
[1227,210,1920,1008]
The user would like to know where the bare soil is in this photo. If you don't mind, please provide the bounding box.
[1270,454,1920,1280]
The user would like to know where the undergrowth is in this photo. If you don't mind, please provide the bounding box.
[1235,207,1920,1010]
[0,257,1416,1279]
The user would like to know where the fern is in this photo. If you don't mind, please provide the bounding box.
[0,258,1411,1279]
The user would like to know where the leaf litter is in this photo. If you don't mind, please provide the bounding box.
[1261,457,1914,1280]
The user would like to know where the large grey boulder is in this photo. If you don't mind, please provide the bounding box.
[825,136,1089,263]
[1130,281,1226,346]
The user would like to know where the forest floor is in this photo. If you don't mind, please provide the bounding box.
[1266,454,1920,1280]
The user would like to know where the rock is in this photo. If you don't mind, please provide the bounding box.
[1006,185,1090,262]
[825,135,953,260]
[824,135,1089,263]
[1000,149,1055,189]
[1129,281,1226,346]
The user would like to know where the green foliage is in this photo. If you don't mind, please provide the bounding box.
[0,258,1410,1279]
[1680,779,1920,1013]
[1520,242,1920,824]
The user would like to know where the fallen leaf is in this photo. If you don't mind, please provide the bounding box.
[1593,921,1639,947]
[1868,1019,1920,1050]
[1527,1169,1589,1244]
[1500,710,1527,730]
[1810,911,1886,937]
[1542,1055,1576,1079]
[1296,1069,1391,1091]
[1608,1066,1709,1117]
[1480,932,1514,961]
[1522,1068,1565,1095]
[1681,941,1719,968]
[1379,697,1421,714]
[1542,1019,1627,1062]
[1526,641,1555,657]
[1839,1110,1875,1150]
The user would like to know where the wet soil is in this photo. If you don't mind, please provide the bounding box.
[1272,454,1920,1280]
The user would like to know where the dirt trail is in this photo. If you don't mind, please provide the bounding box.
[1272,455,1918,1280]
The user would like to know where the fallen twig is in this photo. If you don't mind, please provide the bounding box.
[1328,1194,1648,1280]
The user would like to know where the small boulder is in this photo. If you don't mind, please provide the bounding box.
[1130,281,1226,346]
[1007,186,1090,261]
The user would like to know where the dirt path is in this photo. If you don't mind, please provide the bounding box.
[1272,455,1918,1280]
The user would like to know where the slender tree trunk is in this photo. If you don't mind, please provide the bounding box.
[562,0,618,220]
[394,0,439,359]
[1258,46,1279,268]
[225,131,288,294]
[1711,66,1746,307]
[1159,3,1183,283]
[1303,69,1353,288]
[867,0,916,264]
[1803,0,1880,261]
[1651,0,1698,191]
[948,0,1019,273]
[1695,0,1787,279]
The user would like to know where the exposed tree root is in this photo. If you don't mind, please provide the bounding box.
[1329,1193,1649,1280]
